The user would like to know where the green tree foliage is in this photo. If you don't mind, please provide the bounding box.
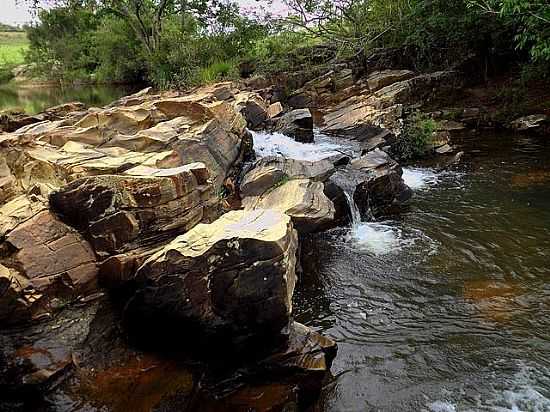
[25,0,268,86]
[469,0,550,62]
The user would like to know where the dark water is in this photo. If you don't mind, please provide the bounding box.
[295,133,550,411]
[0,82,141,114]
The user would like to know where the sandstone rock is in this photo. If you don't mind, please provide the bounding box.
[0,209,98,324]
[242,179,335,233]
[261,321,337,377]
[233,91,268,129]
[367,69,415,92]
[50,164,213,257]
[125,209,298,350]
[240,156,334,198]
[509,114,550,134]
[274,108,314,143]
[287,91,315,109]
[267,102,284,118]
[351,149,412,217]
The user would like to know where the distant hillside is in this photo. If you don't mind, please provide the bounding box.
[0,23,22,32]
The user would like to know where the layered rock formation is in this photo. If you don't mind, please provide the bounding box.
[350,149,412,218]
[125,209,298,350]
[240,156,337,233]
[0,83,337,411]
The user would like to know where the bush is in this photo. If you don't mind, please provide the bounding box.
[395,112,438,160]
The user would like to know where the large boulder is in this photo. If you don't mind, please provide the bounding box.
[49,164,213,257]
[125,209,298,351]
[274,108,314,143]
[351,149,412,218]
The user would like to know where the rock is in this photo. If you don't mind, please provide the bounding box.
[240,156,334,198]
[274,108,314,143]
[267,102,284,118]
[125,209,298,352]
[242,179,335,234]
[322,98,403,140]
[437,119,466,131]
[0,299,103,400]
[435,143,453,154]
[287,91,315,109]
[261,322,337,377]
[50,164,214,257]
[234,92,268,129]
[44,102,86,119]
[351,149,412,217]
[509,114,550,134]
[0,209,98,325]
[0,110,45,133]
[367,69,415,92]
[240,157,336,233]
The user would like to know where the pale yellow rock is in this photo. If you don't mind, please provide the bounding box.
[242,179,335,233]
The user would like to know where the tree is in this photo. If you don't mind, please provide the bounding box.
[25,0,213,55]
[469,0,550,62]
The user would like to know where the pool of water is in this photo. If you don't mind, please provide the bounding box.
[253,129,550,411]
[0,82,142,114]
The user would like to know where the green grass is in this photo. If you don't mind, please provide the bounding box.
[0,32,29,66]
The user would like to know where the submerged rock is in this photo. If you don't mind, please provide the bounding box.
[125,209,298,352]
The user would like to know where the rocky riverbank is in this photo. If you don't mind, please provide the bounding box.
[0,63,547,411]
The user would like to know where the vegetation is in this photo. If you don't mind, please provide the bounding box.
[0,32,29,83]
[395,112,438,160]
[18,0,549,88]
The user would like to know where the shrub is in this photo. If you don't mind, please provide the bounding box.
[395,112,438,160]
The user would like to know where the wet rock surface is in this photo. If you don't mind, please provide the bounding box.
[351,149,413,218]
[274,108,314,142]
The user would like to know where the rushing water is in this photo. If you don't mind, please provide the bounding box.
[253,130,550,412]
[0,82,141,114]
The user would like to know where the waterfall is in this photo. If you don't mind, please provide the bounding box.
[343,191,362,226]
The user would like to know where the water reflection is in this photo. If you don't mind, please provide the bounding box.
[0,82,142,114]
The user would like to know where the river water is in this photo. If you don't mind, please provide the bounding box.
[253,131,550,411]
[0,82,141,114]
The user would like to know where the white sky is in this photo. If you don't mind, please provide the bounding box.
[1,0,36,26]
[0,0,287,26]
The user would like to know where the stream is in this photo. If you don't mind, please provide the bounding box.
[253,130,550,411]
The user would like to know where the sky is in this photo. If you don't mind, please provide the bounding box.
[0,0,288,26]
[1,0,36,26]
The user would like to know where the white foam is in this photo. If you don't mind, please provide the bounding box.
[402,167,439,190]
[428,364,550,412]
[428,401,457,412]
[251,130,347,161]
[348,222,405,255]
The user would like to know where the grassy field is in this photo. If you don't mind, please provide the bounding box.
[0,32,29,66]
